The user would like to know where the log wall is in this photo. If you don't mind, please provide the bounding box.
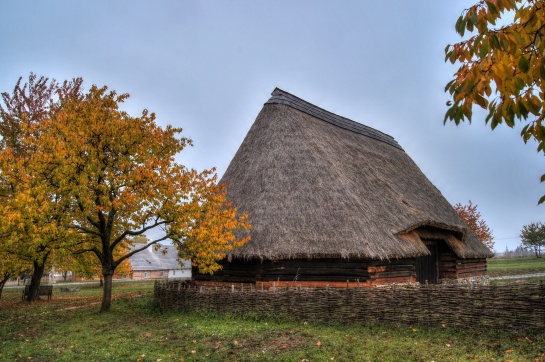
[194,258,417,287]
[193,254,487,287]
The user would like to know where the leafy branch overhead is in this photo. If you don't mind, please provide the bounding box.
[444,0,545,203]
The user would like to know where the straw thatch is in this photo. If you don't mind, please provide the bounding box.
[222,88,493,261]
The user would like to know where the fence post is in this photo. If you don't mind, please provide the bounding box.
[539,280,545,327]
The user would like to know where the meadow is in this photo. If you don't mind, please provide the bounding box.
[0,257,544,362]
[487,255,545,277]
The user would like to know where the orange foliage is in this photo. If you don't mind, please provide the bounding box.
[445,1,545,203]
[454,201,494,250]
[1,74,250,310]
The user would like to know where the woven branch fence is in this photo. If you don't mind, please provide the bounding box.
[154,281,545,332]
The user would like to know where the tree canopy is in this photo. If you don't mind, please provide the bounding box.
[519,221,545,257]
[0,74,81,301]
[445,0,545,203]
[454,200,495,250]
[0,74,251,311]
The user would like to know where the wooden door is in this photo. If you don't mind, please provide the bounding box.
[415,243,438,284]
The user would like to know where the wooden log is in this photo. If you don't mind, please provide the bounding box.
[373,271,414,279]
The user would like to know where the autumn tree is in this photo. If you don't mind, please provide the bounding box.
[51,246,132,284]
[454,200,494,250]
[0,74,81,301]
[445,0,545,203]
[520,221,545,257]
[0,251,30,299]
[37,83,250,312]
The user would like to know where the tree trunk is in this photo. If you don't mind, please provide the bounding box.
[100,273,113,312]
[26,260,47,302]
[0,276,8,299]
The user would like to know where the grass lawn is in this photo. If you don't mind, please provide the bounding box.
[1,280,544,361]
[487,256,545,277]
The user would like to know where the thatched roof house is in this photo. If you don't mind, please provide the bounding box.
[194,88,493,287]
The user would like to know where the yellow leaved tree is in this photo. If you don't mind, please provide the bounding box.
[445,0,545,203]
[1,74,250,310]
[40,82,250,312]
[0,74,81,301]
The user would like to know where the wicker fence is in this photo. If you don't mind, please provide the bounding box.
[154,281,545,331]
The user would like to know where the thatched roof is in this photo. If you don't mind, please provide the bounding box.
[221,88,493,261]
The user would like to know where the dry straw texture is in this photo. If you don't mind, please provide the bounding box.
[155,280,545,332]
[222,89,492,261]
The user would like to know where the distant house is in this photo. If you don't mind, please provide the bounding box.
[129,244,191,280]
[193,88,493,288]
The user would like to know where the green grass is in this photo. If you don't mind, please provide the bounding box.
[487,256,545,277]
[1,280,545,361]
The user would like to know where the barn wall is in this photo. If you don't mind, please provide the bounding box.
[132,270,167,280]
[193,258,419,287]
[132,269,190,280]
[194,258,369,283]
[431,239,488,283]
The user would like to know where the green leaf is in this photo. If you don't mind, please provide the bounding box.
[467,19,474,32]
[469,9,478,25]
[479,40,489,58]
[455,16,464,35]
[485,112,493,125]
[444,79,456,92]
[527,97,541,115]
[540,174,545,183]
[490,34,501,49]
[538,194,545,205]
[519,56,530,73]
[474,33,484,48]
[514,77,526,90]
[518,102,529,119]
[486,1,499,15]
[475,94,488,109]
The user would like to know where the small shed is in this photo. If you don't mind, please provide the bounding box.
[130,244,191,280]
[193,88,493,288]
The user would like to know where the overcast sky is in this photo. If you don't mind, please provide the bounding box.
[1,1,542,253]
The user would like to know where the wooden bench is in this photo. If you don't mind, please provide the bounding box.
[22,285,53,300]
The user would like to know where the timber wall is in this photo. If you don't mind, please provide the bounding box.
[193,257,488,287]
[155,280,545,332]
[193,258,417,286]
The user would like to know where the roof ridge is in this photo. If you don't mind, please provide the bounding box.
[266,88,403,150]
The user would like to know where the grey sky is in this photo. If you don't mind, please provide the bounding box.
[1,1,542,252]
